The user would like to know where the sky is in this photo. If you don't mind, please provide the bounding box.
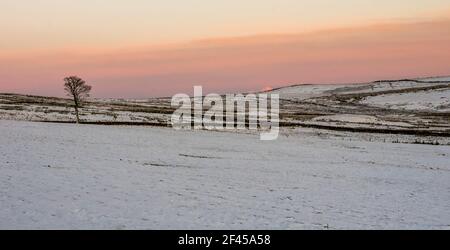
[1,0,450,98]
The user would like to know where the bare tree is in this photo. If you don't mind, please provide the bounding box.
[63,76,92,123]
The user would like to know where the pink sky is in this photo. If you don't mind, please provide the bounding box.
[1,2,450,98]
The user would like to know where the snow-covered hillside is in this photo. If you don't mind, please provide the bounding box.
[1,77,449,137]
[360,88,450,112]
[1,120,449,229]
[268,76,450,101]
[265,77,450,134]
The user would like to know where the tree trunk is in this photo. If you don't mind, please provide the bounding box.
[74,105,80,123]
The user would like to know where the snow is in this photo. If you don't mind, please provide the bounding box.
[267,79,450,101]
[1,120,449,229]
[336,81,446,95]
[268,84,348,100]
[0,102,169,123]
[361,89,450,112]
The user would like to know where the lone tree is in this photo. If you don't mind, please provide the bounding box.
[63,76,92,123]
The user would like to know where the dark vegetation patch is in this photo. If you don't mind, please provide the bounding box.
[179,154,221,159]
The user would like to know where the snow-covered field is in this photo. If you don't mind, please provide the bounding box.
[1,120,449,229]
